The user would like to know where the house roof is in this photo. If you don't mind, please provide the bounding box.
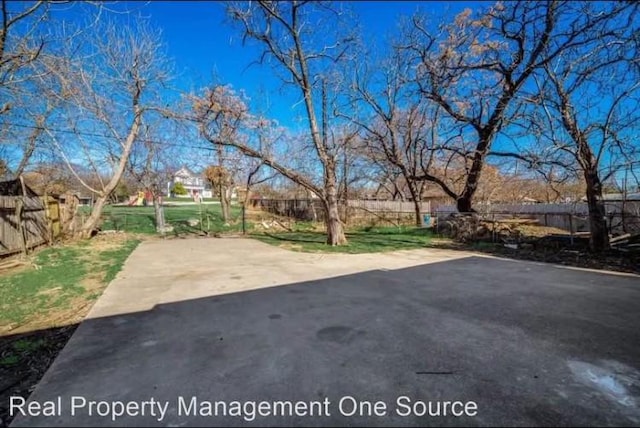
[0,179,39,197]
[174,166,198,178]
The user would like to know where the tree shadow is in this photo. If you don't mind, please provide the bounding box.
[5,257,640,426]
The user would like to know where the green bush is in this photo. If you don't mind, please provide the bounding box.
[171,182,188,196]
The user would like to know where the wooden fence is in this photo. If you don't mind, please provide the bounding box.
[435,202,590,215]
[251,198,431,225]
[434,201,640,234]
[346,199,431,214]
[0,195,61,257]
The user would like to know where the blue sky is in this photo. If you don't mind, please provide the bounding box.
[29,1,487,172]
[35,2,639,186]
[45,1,486,129]
[126,1,477,126]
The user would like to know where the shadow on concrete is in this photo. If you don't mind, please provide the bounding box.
[9,256,640,427]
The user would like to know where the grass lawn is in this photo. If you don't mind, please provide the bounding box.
[0,235,140,335]
[0,234,140,425]
[251,225,434,254]
[163,196,219,202]
[96,204,247,235]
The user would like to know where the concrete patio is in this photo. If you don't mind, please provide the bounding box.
[11,238,640,427]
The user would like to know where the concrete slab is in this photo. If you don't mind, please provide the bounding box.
[10,238,640,426]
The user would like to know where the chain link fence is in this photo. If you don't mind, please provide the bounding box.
[95,203,245,236]
[248,199,433,230]
[433,210,640,250]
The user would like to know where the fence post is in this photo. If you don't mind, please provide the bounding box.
[43,193,54,245]
[569,214,574,246]
[18,176,29,256]
[242,204,246,235]
[16,198,28,257]
[492,212,496,243]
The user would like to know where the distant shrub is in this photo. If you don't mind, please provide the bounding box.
[171,182,188,196]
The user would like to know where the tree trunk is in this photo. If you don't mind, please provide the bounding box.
[456,196,474,213]
[457,136,488,214]
[223,192,231,223]
[406,180,423,227]
[154,195,166,233]
[324,177,346,246]
[341,144,349,225]
[306,189,318,223]
[325,200,346,246]
[76,98,142,239]
[218,181,230,223]
[584,168,609,252]
[243,187,253,208]
[413,200,422,227]
[80,195,107,238]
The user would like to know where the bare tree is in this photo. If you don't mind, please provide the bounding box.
[127,120,182,234]
[0,1,48,106]
[0,2,107,176]
[239,117,280,207]
[403,1,635,214]
[205,164,233,222]
[189,84,246,222]
[524,3,640,251]
[42,19,172,238]
[214,1,357,245]
[0,1,55,175]
[347,42,450,226]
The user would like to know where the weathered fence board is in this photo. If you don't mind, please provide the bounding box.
[0,195,58,256]
[44,195,62,240]
[251,198,432,223]
[435,202,591,214]
[434,201,640,234]
[347,199,431,214]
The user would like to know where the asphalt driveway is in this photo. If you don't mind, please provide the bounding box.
[10,238,640,426]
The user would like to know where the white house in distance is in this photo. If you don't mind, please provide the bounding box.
[167,166,213,198]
